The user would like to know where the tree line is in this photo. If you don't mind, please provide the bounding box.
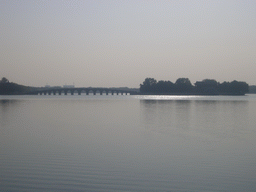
[0,77,36,95]
[0,77,250,95]
[140,78,249,95]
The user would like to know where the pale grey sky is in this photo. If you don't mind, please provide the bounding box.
[1,0,256,87]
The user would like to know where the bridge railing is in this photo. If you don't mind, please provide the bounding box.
[29,87,139,96]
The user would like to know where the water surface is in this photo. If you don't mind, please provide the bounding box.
[1,95,256,191]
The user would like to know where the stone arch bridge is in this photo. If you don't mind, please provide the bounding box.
[30,87,138,96]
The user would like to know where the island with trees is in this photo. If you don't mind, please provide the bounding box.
[140,78,249,95]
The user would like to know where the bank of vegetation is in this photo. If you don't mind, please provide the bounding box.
[0,77,250,96]
[0,77,37,95]
[140,78,249,95]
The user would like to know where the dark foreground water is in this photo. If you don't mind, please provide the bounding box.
[1,95,256,192]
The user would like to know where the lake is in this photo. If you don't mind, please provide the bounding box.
[1,94,256,191]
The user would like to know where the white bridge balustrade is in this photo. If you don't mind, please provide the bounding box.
[31,87,138,96]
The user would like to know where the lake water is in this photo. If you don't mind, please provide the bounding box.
[1,94,256,192]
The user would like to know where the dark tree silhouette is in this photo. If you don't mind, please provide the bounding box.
[0,77,9,84]
[0,77,36,95]
[139,77,249,95]
[175,78,193,92]
[195,79,218,94]
[156,80,174,93]
[140,78,157,93]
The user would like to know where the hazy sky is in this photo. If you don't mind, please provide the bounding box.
[1,0,256,87]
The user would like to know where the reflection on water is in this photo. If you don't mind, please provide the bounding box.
[0,99,20,129]
[1,95,256,191]
[0,99,19,111]
[140,99,250,140]
[141,100,193,133]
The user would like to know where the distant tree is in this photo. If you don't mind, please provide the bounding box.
[217,81,230,93]
[195,79,218,94]
[175,78,192,86]
[0,77,9,84]
[202,79,218,86]
[217,80,248,95]
[156,80,174,93]
[230,80,249,94]
[175,78,193,92]
[140,78,157,93]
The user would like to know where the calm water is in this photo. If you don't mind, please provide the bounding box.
[1,95,256,192]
